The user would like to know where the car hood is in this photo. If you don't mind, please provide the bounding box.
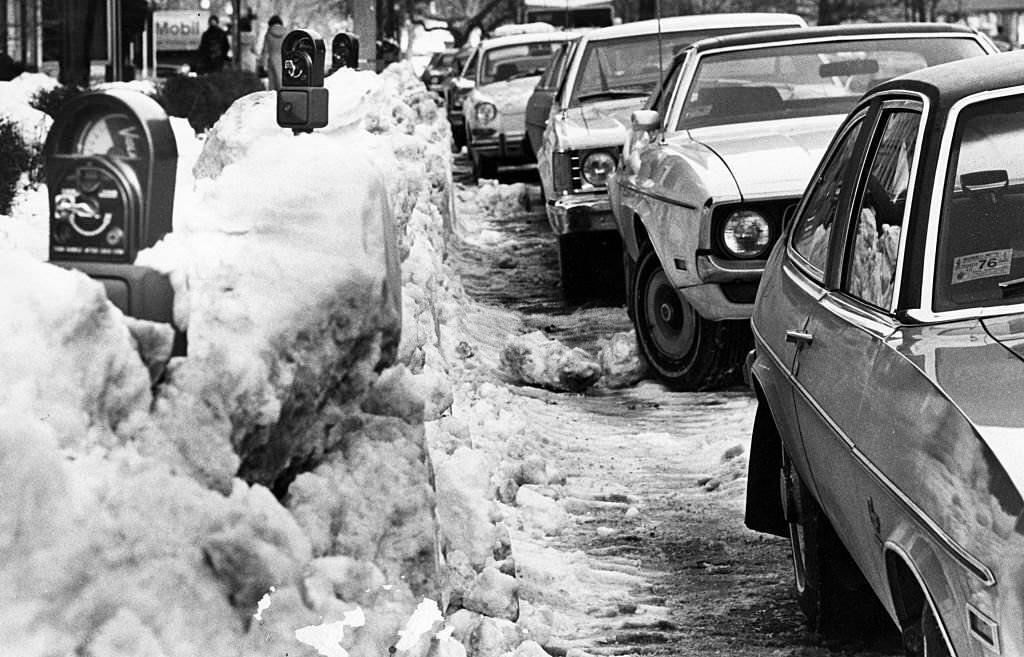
[688,115,846,199]
[899,316,1024,488]
[557,96,648,150]
[476,76,541,113]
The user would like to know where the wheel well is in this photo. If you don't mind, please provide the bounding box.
[744,380,788,537]
[886,551,926,632]
[633,214,650,251]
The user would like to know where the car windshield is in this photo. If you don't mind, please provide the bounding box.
[934,93,1024,312]
[571,26,792,106]
[679,37,986,129]
[480,41,561,84]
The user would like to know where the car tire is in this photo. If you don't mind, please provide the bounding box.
[903,602,952,657]
[631,246,726,388]
[471,150,498,180]
[782,455,885,635]
[559,233,626,302]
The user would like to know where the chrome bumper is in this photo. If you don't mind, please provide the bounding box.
[696,254,764,283]
[546,192,617,236]
[678,282,753,322]
[468,131,531,161]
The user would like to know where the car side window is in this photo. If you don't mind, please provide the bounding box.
[791,118,865,278]
[845,110,920,309]
[538,44,566,89]
[651,57,684,120]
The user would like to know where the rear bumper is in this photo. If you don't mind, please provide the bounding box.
[546,192,617,236]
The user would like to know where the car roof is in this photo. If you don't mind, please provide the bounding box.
[871,48,1022,108]
[477,30,580,50]
[579,12,806,42]
[683,22,981,55]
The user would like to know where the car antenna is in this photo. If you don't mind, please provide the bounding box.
[656,0,665,143]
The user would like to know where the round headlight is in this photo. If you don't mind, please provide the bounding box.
[581,150,616,186]
[475,102,498,124]
[722,210,772,258]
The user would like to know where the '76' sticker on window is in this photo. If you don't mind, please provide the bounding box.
[952,249,1013,284]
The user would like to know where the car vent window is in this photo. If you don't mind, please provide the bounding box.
[791,118,865,279]
[845,110,920,310]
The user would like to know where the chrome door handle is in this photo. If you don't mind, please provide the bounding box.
[785,330,813,346]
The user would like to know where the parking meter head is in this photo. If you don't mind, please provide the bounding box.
[332,32,359,70]
[282,29,326,87]
[43,90,177,263]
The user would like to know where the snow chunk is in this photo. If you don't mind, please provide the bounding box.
[500,331,602,393]
[596,330,648,389]
[294,608,367,657]
[395,598,443,651]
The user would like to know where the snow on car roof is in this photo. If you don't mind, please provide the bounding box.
[579,12,806,42]
[478,29,580,50]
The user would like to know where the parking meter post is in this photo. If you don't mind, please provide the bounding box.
[277,29,329,133]
[44,89,186,356]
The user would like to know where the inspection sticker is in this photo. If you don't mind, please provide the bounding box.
[952,249,1013,284]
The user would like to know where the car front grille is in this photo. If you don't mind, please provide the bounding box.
[570,153,583,190]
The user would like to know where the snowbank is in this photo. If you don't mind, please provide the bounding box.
[0,64,456,656]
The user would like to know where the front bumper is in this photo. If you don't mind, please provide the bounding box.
[678,282,754,322]
[468,131,532,164]
[696,254,764,284]
[546,192,617,236]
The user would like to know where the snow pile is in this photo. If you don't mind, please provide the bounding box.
[0,72,56,146]
[0,64,461,656]
[500,330,602,393]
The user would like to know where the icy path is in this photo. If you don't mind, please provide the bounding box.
[446,177,903,657]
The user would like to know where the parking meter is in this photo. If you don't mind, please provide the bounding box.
[44,89,186,356]
[331,32,359,72]
[277,28,329,132]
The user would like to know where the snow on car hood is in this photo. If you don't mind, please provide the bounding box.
[558,96,648,151]
[688,115,846,198]
[476,75,542,114]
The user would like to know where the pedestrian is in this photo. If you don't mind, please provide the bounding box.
[196,14,231,73]
[260,15,287,90]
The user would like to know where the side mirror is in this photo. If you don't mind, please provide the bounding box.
[631,109,660,132]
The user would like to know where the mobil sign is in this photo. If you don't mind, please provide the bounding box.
[154,10,208,51]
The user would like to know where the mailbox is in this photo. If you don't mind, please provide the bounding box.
[44,89,185,356]
[331,32,359,72]
[277,29,329,132]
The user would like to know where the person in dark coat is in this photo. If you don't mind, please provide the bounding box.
[196,15,231,73]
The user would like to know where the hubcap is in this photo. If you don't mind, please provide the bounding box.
[643,269,696,360]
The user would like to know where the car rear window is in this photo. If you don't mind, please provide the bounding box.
[481,41,561,84]
[934,93,1024,312]
[679,36,987,129]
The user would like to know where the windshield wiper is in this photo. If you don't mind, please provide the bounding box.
[577,88,650,103]
[999,276,1024,298]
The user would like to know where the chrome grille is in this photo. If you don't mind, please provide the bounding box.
[570,153,583,190]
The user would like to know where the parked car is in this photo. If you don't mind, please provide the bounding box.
[462,30,578,179]
[538,13,806,299]
[745,48,1024,656]
[420,48,462,94]
[525,36,579,159]
[441,44,476,149]
[608,24,994,387]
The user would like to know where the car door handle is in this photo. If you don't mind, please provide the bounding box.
[785,329,813,346]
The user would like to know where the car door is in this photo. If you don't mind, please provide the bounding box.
[791,101,924,590]
[770,108,870,500]
[526,40,575,158]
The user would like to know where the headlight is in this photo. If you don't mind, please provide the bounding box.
[581,150,616,186]
[475,102,498,124]
[722,209,772,258]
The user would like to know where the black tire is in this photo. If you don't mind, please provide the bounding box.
[558,232,625,302]
[782,456,885,635]
[903,602,952,657]
[631,246,730,389]
[470,148,497,180]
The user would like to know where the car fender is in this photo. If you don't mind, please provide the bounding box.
[621,137,738,290]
